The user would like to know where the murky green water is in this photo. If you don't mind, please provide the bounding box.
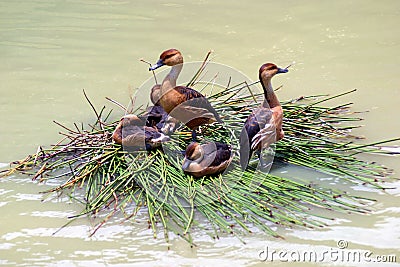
[1,1,399,266]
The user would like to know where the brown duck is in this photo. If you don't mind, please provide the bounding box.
[239,63,288,169]
[149,49,222,139]
[182,141,232,178]
[112,114,169,150]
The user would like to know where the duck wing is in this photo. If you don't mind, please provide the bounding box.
[212,146,232,167]
[142,105,165,128]
[239,107,273,169]
[174,86,222,124]
[143,105,167,130]
[215,142,231,151]
[175,85,204,99]
[251,117,276,150]
[202,142,232,167]
[121,125,146,147]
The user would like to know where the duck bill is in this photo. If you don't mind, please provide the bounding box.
[182,159,191,171]
[277,67,288,74]
[149,59,164,71]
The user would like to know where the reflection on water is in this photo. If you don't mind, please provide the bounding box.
[1,0,400,266]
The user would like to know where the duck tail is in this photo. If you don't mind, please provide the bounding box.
[214,111,223,124]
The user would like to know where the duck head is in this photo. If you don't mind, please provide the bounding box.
[259,63,288,79]
[182,142,204,170]
[184,142,204,161]
[149,49,183,71]
[120,114,143,126]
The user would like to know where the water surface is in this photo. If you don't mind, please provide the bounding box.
[1,1,400,266]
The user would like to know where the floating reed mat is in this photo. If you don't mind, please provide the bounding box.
[1,85,399,245]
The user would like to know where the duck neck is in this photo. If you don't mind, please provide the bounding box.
[260,74,280,109]
[161,63,183,93]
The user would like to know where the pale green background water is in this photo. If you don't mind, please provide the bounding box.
[1,1,399,266]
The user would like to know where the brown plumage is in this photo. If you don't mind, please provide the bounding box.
[182,142,232,178]
[239,63,288,170]
[145,84,179,135]
[112,114,169,150]
[149,49,222,134]
[150,84,161,105]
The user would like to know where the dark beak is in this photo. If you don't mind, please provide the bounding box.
[149,59,164,71]
[277,67,289,74]
[182,159,190,171]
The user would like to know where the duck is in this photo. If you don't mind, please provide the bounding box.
[112,114,169,150]
[239,63,288,170]
[182,141,232,177]
[143,84,179,135]
[149,49,222,140]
